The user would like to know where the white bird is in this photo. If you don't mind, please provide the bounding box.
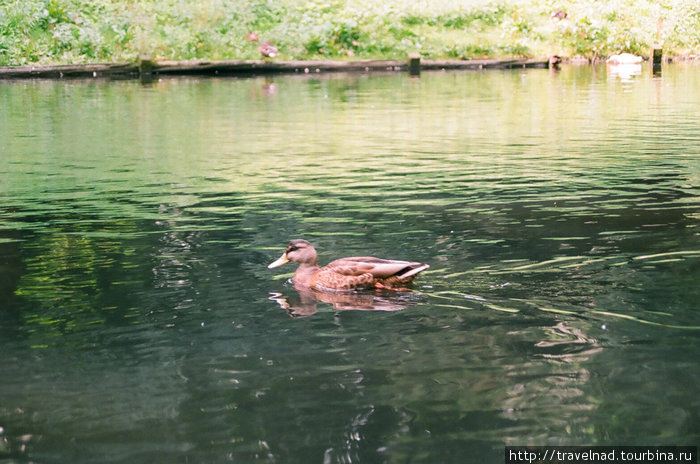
[607,53,643,65]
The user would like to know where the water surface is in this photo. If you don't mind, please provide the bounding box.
[1,64,699,463]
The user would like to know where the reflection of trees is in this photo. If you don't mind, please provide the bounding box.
[13,232,129,338]
[0,215,25,339]
[0,216,23,301]
[5,201,153,342]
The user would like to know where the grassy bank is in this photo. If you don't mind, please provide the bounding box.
[1,0,699,66]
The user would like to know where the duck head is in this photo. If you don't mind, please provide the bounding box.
[268,239,318,268]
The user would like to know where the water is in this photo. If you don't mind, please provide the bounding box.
[1,64,699,463]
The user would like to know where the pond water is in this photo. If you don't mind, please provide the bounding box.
[1,63,699,463]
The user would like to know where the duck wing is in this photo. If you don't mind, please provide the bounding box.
[310,262,375,291]
[309,257,429,291]
[326,257,429,280]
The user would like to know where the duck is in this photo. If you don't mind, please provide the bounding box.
[268,239,430,291]
[549,54,563,68]
[607,53,643,65]
[259,42,279,58]
[551,10,567,20]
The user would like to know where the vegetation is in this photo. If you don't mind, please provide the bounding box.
[1,0,699,66]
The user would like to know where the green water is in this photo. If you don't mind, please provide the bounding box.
[1,64,699,463]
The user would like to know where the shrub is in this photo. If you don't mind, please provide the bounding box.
[0,0,698,65]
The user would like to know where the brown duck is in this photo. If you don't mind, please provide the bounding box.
[259,42,279,58]
[268,239,429,291]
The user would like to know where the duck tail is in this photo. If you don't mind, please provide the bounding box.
[397,263,430,280]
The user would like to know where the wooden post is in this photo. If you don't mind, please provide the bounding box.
[138,55,156,83]
[139,55,154,75]
[408,53,421,76]
[651,47,662,76]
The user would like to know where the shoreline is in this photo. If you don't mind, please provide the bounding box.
[0,57,554,80]
[1,55,696,81]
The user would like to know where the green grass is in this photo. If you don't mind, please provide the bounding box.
[1,0,699,66]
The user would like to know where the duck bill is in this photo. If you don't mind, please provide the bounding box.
[268,254,290,269]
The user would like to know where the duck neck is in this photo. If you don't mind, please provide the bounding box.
[293,262,319,287]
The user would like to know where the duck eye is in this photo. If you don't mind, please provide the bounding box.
[288,246,298,252]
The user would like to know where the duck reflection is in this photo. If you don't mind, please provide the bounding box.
[269,284,419,317]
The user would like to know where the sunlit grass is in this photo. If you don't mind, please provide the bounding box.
[1,0,699,65]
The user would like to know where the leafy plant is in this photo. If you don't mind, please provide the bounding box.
[0,0,698,65]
